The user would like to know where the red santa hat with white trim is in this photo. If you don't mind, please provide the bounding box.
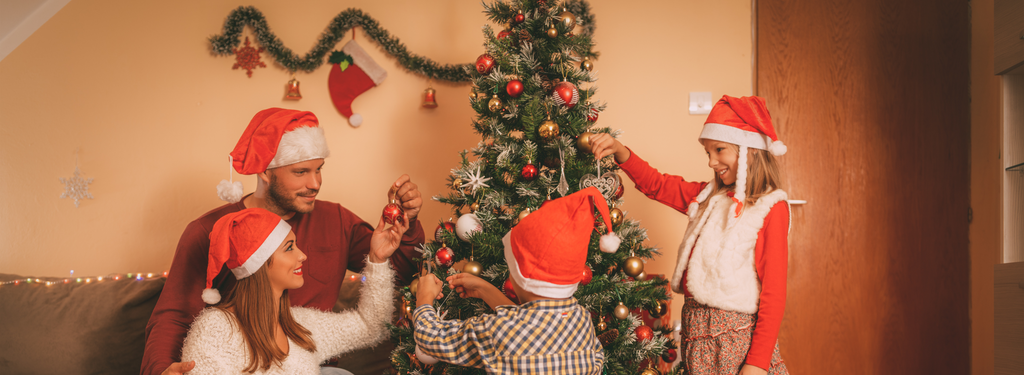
[691,95,785,221]
[216,108,331,203]
[502,187,620,299]
[202,208,292,305]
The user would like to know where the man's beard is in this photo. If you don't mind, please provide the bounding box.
[267,174,317,214]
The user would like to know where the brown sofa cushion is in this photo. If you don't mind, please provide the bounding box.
[0,273,164,375]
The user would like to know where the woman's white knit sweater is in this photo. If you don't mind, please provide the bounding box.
[180,260,395,374]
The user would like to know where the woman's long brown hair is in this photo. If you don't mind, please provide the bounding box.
[700,143,784,212]
[216,261,316,373]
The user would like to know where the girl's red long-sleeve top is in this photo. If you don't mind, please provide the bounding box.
[618,150,788,370]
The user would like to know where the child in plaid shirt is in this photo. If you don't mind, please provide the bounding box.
[413,187,619,374]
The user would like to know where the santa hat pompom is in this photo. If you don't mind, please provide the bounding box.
[769,140,788,156]
[217,180,244,203]
[202,288,221,305]
[600,232,621,253]
[349,114,363,127]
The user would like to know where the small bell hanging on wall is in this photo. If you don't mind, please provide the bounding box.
[284,76,302,100]
[422,86,438,108]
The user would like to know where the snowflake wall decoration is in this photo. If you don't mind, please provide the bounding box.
[59,167,93,207]
[232,36,266,77]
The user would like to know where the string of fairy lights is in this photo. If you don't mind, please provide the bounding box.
[0,271,169,287]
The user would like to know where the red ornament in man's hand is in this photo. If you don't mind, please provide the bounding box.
[382,201,405,225]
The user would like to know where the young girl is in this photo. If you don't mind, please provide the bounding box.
[590,95,790,375]
[177,207,407,374]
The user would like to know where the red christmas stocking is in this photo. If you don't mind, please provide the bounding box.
[328,40,387,127]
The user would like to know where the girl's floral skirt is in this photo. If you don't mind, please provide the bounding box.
[681,298,788,375]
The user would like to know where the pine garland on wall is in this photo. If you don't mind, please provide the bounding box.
[207,2,598,82]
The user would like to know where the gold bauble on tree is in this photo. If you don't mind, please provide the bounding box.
[581,57,594,71]
[470,202,480,213]
[488,95,503,112]
[609,207,624,227]
[538,120,560,141]
[517,208,531,224]
[558,9,577,29]
[577,132,594,153]
[635,270,648,281]
[452,178,463,190]
[613,301,630,320]
[596,320,607,331]
[623,256,644,277]
[640,365,661,375]
[546,24,559,38]
[463,259,483,276]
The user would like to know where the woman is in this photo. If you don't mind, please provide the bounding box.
[179,207,406,374]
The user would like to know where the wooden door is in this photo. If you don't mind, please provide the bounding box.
[756,0,971,373]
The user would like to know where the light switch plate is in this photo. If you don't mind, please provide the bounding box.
[689,92,713,115]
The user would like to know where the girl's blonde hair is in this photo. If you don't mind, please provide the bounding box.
[699,143,784,212]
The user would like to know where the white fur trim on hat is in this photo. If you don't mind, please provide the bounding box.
[699,123,772,151]
[503,233,579,299]
[600,232,620,253]
[342,40,387,85]
[267,126,330,170]
[230,220,291,279]
[202,288,221,305]
[769,140,788,156]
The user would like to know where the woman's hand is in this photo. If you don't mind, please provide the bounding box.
[738,364,768,375]
[416,274,445,307]
[368,212,410,264]
[588,133,630,164]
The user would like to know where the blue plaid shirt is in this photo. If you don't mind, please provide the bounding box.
[413,298,605,374]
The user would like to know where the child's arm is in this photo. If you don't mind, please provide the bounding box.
[447,273,515,310]
[413,274,493,368]
[744,201,790,371]
[590,133,707,214]
[303,258,397,361]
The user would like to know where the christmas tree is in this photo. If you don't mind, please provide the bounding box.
[388,1,675,374]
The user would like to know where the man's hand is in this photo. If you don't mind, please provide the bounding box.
[588,133,631,164]
[369,212,410,264]
[389,175,422,222]
[160,361,195,375]
[738,364,768,375]
[416,274,444,307]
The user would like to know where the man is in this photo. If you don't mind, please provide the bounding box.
[142,108,425,375]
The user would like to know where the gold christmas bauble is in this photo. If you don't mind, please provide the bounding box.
[609,207,624,227]
[613,302,630,320]
[488,95,503,112]
[558,10,577,29]
[538,120,560,141]
[452,178,463,190]
[596,320,607,331]
[470,202,480,213]
[463,260,483,276]
[469,89,478,100]
[640,367,661,375]
[623,256,644,277]
[650,300,668,318]
[581,57,594,71]
[516,208,531,224]
[577,132,594,153]
[547,25,559,38]
[635,270,648,281]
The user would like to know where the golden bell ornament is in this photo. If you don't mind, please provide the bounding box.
[609,207,624,227]
[596,320,607,331]
[284,77,302,100]
[577,132,594,153]
[538,120,560,141]
[623,256,644,277]
[581,57,594,71]
[547,25,559,38]
[559,9,577,29]
[613,302,630,320]
[488,95,503,112]
[463,259,483,276]
[422,87,438,108]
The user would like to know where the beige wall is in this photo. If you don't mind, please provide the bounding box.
[970,0,1003,374]
[0,0,752,305]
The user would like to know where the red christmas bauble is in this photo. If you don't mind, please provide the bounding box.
[435,246,455,267]
[587,108,599,122]
[581,267,593,286]
[662,348,677,363]
[506,80,524,98]
[520,164,539,181]
[613,183,624,199]
[497,30,511,39]
[382,202,405,225]
[513,11,525,25]
[635,325,654,342]
[476,54,496,75]
[503,278,519,303]
[552,81,579,108]
[434,221,456,241]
